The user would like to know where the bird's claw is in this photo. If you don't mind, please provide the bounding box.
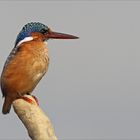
[18,95,39,105]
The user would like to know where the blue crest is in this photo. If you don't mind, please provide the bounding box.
[15,22,49,46]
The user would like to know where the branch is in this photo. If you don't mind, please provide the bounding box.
[13,95,58,140]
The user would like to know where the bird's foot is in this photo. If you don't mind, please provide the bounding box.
[18,95,39,106]
[32,95,39,105]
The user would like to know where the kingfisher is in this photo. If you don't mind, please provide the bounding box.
[0,22,78,114]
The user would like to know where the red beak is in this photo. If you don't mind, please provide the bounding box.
[45,29,79,39]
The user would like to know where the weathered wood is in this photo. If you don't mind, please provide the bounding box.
[13,95,57,140]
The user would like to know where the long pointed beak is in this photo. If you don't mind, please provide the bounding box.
[45,29,79,39]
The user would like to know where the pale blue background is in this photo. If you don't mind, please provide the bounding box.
[0,1,140,139]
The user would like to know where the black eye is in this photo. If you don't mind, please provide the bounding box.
[41,28,48,34]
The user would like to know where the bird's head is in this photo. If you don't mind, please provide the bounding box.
[15,22,78,46]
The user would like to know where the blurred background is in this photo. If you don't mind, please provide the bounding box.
[0,1,140,139]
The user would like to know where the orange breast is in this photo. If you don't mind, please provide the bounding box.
[1,41,49,95]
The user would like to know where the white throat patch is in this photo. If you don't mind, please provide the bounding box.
[16,36,33,47]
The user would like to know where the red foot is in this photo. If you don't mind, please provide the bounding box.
[19,96,39,105]
[32,95,39,105]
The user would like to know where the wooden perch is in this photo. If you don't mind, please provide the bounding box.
[12,95,58,140]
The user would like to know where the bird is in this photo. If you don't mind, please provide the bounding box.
[0,22,78,114]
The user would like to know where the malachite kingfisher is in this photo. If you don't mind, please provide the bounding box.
[0,22,78,114]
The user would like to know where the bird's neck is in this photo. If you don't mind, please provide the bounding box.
[16,36,33,47]
[16,32,46,48]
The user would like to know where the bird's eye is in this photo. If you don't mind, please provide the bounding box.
[41,28,48,34]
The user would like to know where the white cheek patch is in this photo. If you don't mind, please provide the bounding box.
[17,36,33,47]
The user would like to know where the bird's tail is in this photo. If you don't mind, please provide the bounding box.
[2,97,13,114]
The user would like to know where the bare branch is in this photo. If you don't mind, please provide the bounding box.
[13,95,57,140]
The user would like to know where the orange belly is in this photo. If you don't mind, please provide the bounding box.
[1,41,49,96]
